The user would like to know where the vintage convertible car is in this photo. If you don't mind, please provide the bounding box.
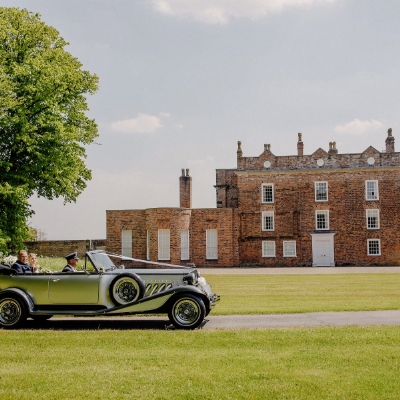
[0,250,219,329]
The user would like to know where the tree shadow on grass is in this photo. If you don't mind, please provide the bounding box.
[19,317,209,331]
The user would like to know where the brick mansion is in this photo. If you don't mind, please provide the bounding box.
[106,129,400,267]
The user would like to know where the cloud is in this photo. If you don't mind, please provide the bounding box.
[150,0,336,24]
[175,123,184,129]
[111,113,163,133]
[159,112,170,117]
[334,119,384,135]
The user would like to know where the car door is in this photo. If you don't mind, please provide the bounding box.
[48,272,100,304]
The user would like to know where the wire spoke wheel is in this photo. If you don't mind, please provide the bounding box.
[114,279,139,303]
[109,274,145,306]
[0,297,26,328]
[169,294,205,329]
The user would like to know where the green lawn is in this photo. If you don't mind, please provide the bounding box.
[1,327,399,399]
[204,273,400,314]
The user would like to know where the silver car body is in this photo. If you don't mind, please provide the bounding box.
[0,251,219,329]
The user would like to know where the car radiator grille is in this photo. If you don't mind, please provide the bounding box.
[145,282,173,297]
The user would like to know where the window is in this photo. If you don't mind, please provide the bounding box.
[283,241,296,257]
[181,230,190,260]
[121,230,132,257]
[146,230,150,260]
[367,239,381,256]
[206,229,218,260]
[262,241,276,257]
[158,229,170,260]
[262,184,274,203]
[366,209,380,229]
[316,210,329,230]
[262,211,275,231]
[366,180,379,200]
[315,182,328,202]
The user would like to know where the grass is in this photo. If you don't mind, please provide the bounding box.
[204,273,400,315]
[0,327,400,399]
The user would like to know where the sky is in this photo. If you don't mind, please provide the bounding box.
[2,0,400,240]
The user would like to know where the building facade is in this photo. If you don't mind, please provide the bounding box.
[106,129,400,267]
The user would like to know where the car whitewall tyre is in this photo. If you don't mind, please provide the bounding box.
[109,273,145,306]
[0,295,27,329]
[168,294,206,330]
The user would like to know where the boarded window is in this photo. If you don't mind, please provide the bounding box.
[206,229,218,260]
[181,230,189,260]
[158,229,170,260]
[121,230,132,257]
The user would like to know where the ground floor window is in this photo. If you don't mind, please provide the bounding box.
[367,239,381,256]
[146,230,150,260]
[206,229,218,260]
[121,230,132,257]
[262,241,276,257]
[181,230,189,260]
[158,229,170,260]
[283,241,296,257]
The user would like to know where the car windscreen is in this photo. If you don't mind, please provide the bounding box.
[90,252,115,271]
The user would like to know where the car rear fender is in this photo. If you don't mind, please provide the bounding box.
[0,288,35,313]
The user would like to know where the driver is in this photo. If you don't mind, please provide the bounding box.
[62,252,79,272]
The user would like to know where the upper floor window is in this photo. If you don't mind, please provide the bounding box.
[262,183,274,203]
[283,241,297,257]
[366,209,380,229]
[316,210,329,230]
[121,230,132,257]
[262,211,275,231]
[367,239,381,256]
[158,229,170,260]
[206,229,218,260]
[262,241,276,257]
[315,182,328,202]
[366,180,379,201]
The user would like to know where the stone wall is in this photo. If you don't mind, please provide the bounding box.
[23,239,106,258]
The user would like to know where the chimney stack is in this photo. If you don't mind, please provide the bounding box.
[328,141,338,155]
[179,168,192,208]
[297,133,304,156]
[264,144,271,152]
[386,128,395,153]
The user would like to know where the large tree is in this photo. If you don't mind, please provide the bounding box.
[0,8,99,252]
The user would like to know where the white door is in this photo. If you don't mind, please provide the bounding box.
[311,233,335,267]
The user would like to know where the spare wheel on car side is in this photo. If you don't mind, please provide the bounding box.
[109,273,145,306]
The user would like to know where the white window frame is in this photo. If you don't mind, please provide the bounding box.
[366,209,380,229]
[121,230,132,258]
[146,230,150,260]
[180,230,190,261]
[366,180,379,201]
[262,211,275,231]
[315,181,328,202]
[262,241,276,257]
[158,229,170,261]
[261,183,274,204]
[206,229,218,260]
[283,241,297,257]
[367,239,381,256]
[315,210,329,230]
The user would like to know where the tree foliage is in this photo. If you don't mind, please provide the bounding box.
[0,8,99,252]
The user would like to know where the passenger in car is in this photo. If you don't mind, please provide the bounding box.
[12,250,34,274]
[62,252,79,272]
[28,253,40,273]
